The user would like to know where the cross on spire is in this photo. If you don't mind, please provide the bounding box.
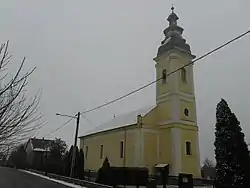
[171,4,174,13]
[167,4,179,26]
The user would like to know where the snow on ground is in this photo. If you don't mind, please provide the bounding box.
[20,170,85,188]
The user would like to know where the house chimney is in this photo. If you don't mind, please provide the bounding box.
[137,114,142,126]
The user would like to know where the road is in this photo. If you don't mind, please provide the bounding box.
[0,167,72,188]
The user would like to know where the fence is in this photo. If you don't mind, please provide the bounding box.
[28,169,112,188]
[85,169,98,182]
[84,169,214,187]
[150,174,214,187]
[96,167,149,186]
[28,168,214,188]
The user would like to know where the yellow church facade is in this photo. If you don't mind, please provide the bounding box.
[79,7,201,178]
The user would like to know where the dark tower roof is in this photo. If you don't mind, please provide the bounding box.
[167,6,179,26]
[156,5,195,58]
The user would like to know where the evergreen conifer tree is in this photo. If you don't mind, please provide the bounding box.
[96,157,111,185]
[73,146,79,177]
[214,99,250,188]
[64,145,73,176]
[75,149,85,179]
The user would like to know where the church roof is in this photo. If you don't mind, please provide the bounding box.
[80,105,156,137]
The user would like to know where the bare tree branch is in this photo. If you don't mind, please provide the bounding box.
[0,41,44,151]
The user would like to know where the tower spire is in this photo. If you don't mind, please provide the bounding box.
[167,5,179,26]
[171,4,174,13]
[155,6,195,59]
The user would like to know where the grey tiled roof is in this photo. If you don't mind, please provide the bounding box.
[80,105,156,137]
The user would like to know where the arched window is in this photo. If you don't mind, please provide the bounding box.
[186,141,191,155]
[85,146,88,159]
[162,69,167,84]
[120,141,124,158]
[181,68,187,83]
[100,145,103,159]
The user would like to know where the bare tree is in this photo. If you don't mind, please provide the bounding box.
[203,157,215,168]
[0,41,43,152]
[201,157,216,180]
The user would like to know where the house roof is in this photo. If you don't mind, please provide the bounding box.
[80,105,156,137]
[28,138,54,152]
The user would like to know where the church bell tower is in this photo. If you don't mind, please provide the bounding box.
[154,6,201,177]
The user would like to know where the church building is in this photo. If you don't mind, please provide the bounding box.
[79,7,201,177]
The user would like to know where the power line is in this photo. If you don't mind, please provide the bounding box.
[79,30,250,115]
[80,78,162,115]
[43,30,250,137]
[82,115,94,126]
[43,114,94,137]
[44,118,74,137]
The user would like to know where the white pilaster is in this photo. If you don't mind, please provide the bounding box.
[171,95,180,121]
[171,128,181,176]
[169,56,179,93]
[134,129,141,166]
[195,131,201,175]
[157,133,160,162]
[140,128,144,165]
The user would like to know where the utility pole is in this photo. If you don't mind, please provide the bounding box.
[70,112,80,178]
[56,112,80,178]
[45,144,48,176]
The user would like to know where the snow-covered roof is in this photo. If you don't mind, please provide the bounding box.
[81,105,156,137]
[33,148,50,152]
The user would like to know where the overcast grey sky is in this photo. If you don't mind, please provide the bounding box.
[0,0,249,163]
